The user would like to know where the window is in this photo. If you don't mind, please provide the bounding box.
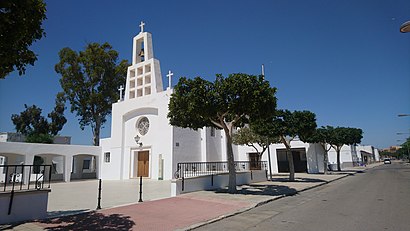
[249,153,261,170]
[210,127,215,137]
[83,159,91,169]
[52,163,58,174]
[136,117,150,136]
[104,152,111,163]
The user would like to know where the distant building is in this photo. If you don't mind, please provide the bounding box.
[0,132,99,183]
[0,132,71,145]
[382,146,401,153]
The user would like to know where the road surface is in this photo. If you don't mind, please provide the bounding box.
[194,162,410,231]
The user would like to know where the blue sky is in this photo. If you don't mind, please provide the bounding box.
[0,0,409,148]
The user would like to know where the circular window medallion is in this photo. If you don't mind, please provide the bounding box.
[136,117,150,136]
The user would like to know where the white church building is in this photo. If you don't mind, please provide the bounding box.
[100,22,228,181]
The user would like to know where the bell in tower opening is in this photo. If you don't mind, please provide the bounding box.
[139,48,145,62]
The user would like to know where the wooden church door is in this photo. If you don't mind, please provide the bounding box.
[137,151,149,177]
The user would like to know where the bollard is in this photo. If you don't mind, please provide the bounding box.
[96,179,102,210]
[8,189,15,215]
[138,176,143,202]
[211,174,214,186]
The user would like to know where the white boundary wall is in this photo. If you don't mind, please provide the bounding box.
[171,170,267,196]
[0,189,50,224]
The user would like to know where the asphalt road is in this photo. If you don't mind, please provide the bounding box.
[194,162,410,231]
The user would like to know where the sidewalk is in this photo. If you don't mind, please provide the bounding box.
[1,163,381,231]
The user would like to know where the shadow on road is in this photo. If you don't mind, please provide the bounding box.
[213,184,298,196]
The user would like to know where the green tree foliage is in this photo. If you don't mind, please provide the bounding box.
[0,0,47,78]
[397,138,410,162]
[55,42,129,146]
[255,110,317,181]
[11,95,67,144]
[168,73,277,193]
[305,126,334,174]
[328,127,363,171]
[48,92,67,135]
[233,126,277,158]
[233,126,279,180]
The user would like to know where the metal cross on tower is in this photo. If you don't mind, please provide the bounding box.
[139,21,145,33]
[118,85,124,101]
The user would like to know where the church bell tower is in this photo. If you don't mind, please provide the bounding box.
[124,21,163,100]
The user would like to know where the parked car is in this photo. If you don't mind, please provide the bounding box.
[384,158,391,164]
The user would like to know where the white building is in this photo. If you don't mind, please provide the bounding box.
[326,144,380,169]
[0,141,100,182]
[236,139,326,174]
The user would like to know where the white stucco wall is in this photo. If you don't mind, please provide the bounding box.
[100,138,121,180]
[103,90,174,180]
[0,190,50,224]
[306,143,324,173]
[374,148,380,161]
[172,127,202,176]
[328,144,356,167]
[205,128,223,161]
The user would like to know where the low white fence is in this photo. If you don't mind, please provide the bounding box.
[171,170,267,196]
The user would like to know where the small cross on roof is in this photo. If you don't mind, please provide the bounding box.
[167,70,174,90]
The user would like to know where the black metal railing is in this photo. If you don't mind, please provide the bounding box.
[0,164,52,192]
[174,161,267,179]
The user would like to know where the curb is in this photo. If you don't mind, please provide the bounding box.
[183,173,351,231]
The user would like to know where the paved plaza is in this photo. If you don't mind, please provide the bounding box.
[47,178,171,216]
[0,163,383,231]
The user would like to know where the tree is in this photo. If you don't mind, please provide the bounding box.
[255,110,317,181]
[306,126,334,174]
[55,42,129,146]
[233,127,270,157]
[168,73,277,193]
[11,94,67,143]
[328,127,363,171]
[233,125,279,180]
[0,0,47,78]
[398,138,410,162]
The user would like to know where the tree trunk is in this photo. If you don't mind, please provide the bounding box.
[226,133,237,193]
[93,118,101,146]
[221,122,236,194]
[323,150,329,175]
[286,148,295,181]
[336,148,341,171]
[267,143,273,181]
[321,143,329,175]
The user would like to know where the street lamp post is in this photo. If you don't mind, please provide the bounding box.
[400,21,410,33]
[397,114,409,161]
